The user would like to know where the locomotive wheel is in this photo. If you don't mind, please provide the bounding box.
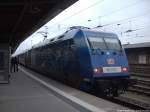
[105,88,113,97]
[104,87,118,97]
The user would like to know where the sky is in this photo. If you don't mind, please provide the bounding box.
[14,0,150,56]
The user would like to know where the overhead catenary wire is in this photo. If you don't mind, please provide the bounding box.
[54,0,105,24]
[116,25,150,39]
[89,0,145,24]
[45,0,105,28]
[124,25,150,33]
[94,11,150,28]
[48,12,150,31]
[42,16,150,40]
[47,0,147,31]
[59,0,143,25]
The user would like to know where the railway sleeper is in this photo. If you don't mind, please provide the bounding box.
[130,73,150,78]
[137,80,150,86]
[132,84,150,92]
[128,87,150,97]
[131,76,150,84]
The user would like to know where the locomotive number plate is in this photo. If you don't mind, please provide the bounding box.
[103,67,121,73]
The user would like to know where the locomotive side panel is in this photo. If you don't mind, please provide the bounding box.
[25,38,82,87]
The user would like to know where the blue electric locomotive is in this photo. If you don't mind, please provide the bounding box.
[19,26,129,96]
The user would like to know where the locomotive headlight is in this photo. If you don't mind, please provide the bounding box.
[121,67,128,72]
[93,67,103,74]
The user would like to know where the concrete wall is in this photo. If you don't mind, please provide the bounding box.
[0,44,10,83]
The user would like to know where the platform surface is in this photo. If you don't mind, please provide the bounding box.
[0,70,79,112]
[0,66,128,112]
[19,66,128,111]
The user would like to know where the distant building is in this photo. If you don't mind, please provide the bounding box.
[124,42,150,74]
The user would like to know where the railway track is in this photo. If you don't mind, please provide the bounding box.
[112,72,150,110]
[112,96,149,110]
[96,94,150,110]
[96,72,150,110]
[96,92,150,110]
[129,72,150,97]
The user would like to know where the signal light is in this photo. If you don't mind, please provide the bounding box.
[93,67,103,74]
[121,67,128,72]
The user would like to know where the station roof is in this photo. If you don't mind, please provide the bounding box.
[123,42,150,49]
[0,0,78,49]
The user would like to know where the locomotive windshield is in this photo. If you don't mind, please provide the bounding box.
[88,37,107,50]
[88,37,121,51]
[104,38,121,51]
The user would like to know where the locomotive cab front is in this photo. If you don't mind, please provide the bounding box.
[84,31,130,96]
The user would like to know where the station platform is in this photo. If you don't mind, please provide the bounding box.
[0,66,128,112]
